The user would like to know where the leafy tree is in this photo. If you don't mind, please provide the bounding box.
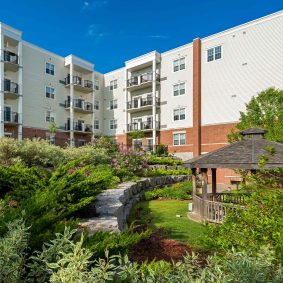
[228,88,283,143]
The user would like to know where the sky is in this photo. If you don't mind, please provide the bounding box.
[0,0,282,73]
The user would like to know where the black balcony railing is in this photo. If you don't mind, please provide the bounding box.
[4,50,19,65]
[127,97,160,110]
[4,111,19,123]
[65,99,93,111]
[65,75,93,89]
[65,122,92,132]
[127,72,160,88]
[4,79,19,94]
[127,121,160,132]
[127,76,139,87]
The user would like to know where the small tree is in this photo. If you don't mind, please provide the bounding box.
[228,88,283,143]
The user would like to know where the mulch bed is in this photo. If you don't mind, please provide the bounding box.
[129,232,208,264]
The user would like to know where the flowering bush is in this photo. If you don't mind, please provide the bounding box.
[111,148,148,181]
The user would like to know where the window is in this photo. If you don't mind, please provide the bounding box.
[173,133,186,146]
[94,80,99,90]
[110,99,118,110]
[110,119,117,130]
[45,110,55,123]
[133,139,142,150]
[94,100,99,110]
[46,86,55,99]
[173,108,186,121]
[46,62,55,75]
[173,83,185,96]
[110,79,118,90]
[46,133,55,145]
[94,120,99,129]
[173,57,185,72]
[207,45,222,62]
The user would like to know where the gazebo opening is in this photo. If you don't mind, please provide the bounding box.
[184,128,283,223]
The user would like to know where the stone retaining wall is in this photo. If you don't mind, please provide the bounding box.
[79,175,190,235]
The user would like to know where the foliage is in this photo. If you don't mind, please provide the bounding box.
[0,162,119,250]
[0,137,20,165]
[228,88,283,143]
[155,144,168,156]
[144,181,192,200]
[0,218,29,283]
[129,200,205,246]
[145,168,190,177]
[128,130,145,140]
[48,122,58,134]
[63,145,111,166]
[84,229,151,260]
[148,155,183,166]
[111,149,148,181]
[204,189,283,262]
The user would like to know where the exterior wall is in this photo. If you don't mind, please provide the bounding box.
[103,68,126,137]
[201,12,283,126]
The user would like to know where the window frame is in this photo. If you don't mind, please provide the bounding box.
[93,119,99,130]
[45,62,55,76]
[110,79,118,90]
[94,100,99,110]
[45,86,55,99]
[45,110,55,123]
[173,107,186,121]
[207,45,222,62]
[110,99,118,110]
[173,133,186,146]
[173,82,186,97]
[173,57,186,72]
[109,119,117,130]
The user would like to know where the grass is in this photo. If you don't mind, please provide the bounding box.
[129,200,206,248]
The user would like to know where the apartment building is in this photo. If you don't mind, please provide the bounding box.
[0,10,282,159]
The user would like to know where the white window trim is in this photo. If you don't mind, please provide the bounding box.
[173,56,186,73]
[173,133,186,146]
[173,107,186,121]
[45,61,55,76]
[93,119,99,130]
[45,110,55,123]
[109,99,118,110]
[173,82,186,97]
[206,45,223,63]
[94,100,100,110]
[109,119,117,130]
[45,85,55,99]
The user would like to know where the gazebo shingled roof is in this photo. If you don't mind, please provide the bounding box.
[184,128,283,170]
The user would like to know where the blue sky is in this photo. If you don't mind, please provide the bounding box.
[0,0,282,73]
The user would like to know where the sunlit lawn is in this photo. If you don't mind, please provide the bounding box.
[129,200,206,248]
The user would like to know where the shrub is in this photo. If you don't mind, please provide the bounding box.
[63,145,111,166]
[83,229,151,259]
[0,137,20,165]
[204,189,283,262]
[144,181,192,200]
[112,149,148,181]
[0,218,29,283]
[148,155,183,166]
[145,168,191,177]
[19,138,65,167]
[155,144,168,156]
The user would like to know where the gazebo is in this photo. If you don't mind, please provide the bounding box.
[184,128,283,223]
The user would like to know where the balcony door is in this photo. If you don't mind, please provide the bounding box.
[133,96,141,108]
[132,117,142,130]
[4,106,12,122]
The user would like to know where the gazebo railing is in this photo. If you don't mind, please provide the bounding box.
[206,193,248,205]
[192,194,243,223]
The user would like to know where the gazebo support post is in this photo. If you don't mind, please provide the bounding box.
[201,168,208,219]
[212,168,217,196]
[192,168,197,196]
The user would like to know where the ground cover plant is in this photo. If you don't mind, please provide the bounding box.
[148,155,183,166]
[144,181,192,200]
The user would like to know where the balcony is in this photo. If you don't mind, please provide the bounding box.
[127,72,160,91]
[4,111,19,125]
[65,122,92,134]
[4,79,20,99]
[65,99,93,113]
[3,50,20,72]
[65,75,93,93]
[127,121,160,132]
[127,96,160,113]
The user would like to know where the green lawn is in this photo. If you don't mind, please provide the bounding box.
[129,200,206,248]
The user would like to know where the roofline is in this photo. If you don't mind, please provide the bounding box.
[202,10,283,42]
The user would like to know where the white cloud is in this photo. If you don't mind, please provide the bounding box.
[81,0,108,11]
